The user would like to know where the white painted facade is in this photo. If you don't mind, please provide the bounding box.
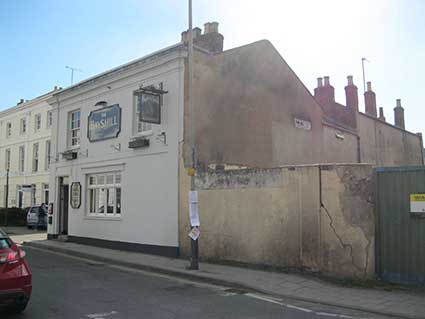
[48,45,185,252]
[0,92,56,208]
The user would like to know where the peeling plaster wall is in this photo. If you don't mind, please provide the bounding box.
[179,163,375,279]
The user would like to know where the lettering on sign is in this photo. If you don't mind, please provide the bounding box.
[410,193,425,213]
[88,104,121,142]
[294,118,311,130]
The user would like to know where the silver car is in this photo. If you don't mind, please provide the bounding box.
[26,206,47,229]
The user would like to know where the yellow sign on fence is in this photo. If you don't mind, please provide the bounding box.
[410,193,425,213]
[410,194,425,202]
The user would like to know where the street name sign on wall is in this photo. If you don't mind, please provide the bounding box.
[70,182,81,209]
[410,193,425,213]
[294,118,311,130]
[88,104,121,142]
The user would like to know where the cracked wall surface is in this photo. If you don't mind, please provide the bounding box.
[179,163,375,279]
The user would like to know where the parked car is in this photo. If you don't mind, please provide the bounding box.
[0,228,32,314]
[26,205,47,229]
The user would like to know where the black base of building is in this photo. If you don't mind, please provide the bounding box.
[47,234,58,240]
[67,235,179,258]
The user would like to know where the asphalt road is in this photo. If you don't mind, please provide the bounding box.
[2,248,385,319]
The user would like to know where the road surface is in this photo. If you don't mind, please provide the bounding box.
[3,247,385,319]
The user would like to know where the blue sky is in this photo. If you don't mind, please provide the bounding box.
[1,0,424,134]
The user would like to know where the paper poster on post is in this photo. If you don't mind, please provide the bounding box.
[189,191,200,226]
[188,227,200,240]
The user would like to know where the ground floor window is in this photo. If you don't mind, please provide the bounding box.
[87,172,121,217]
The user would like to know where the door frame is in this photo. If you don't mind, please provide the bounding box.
[58,176,69,235]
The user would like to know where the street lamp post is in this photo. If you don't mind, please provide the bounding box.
[187,0,199,270]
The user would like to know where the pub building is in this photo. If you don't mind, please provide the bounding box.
[47,21,424,258]
[47,42,186,256]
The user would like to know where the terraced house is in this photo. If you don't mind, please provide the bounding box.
[0,88,60,208]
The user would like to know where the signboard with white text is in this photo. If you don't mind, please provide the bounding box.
[88,104,121,142]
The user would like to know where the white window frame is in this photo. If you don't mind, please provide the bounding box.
[35,113,41,131]
[20,118,27,134]
[87,172,121,218]
[47,111,53,128]
[33,143,39,172]
[6,122,12,138]
[19,145,25,173]
[68,109,81,148]
[5,148,11,170]
[45,140,51,170]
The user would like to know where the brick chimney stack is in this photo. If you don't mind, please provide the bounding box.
[379,107,386,121]
[181,22,224,54]
[344,75,358,111]
[394,99,405,129]
[314,76,335,106]
[364,81,377,117]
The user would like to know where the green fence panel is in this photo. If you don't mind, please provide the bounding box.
[375,166,425,285]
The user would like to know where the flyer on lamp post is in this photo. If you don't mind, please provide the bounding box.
[189,190,200,227]
[188,227,200,240]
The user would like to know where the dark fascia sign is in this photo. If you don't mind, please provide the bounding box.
[88,104,121,142]
[138,91,161,124]
[70,182,81,209]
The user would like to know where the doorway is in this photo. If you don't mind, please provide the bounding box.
[58,177,69,235]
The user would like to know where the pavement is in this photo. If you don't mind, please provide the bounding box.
[4,247,381,319]
[16,236,424,319]
[2,226,47,244]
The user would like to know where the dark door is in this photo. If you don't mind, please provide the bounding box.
[59,184,69,235]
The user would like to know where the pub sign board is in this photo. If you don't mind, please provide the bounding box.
[138,92,161,124]
[88,104,121,142]
[70,182,81,209]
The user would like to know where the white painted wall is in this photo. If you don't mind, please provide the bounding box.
[0,95,54,207]
[48,48,185,248]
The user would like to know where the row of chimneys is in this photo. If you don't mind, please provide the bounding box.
[314,76,405,129]
[181,22,224,54]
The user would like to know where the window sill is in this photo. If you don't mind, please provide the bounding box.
[84,215,122,221]
[65,146,80,151]
[131,130,153,139]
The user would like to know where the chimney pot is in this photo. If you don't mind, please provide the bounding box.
[193,27,202,39]
[324,76,330,86]
[394,99,405,129]
[345,76,358,111]
[204,22,211,34]
[209,22,219,33]
[364,82,377,117]
[314,75,335,106]
[379,107,386,121]
[204,22,219,34]
[367,81,372,91]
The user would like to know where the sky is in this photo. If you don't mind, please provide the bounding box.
[1,0,424,133]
